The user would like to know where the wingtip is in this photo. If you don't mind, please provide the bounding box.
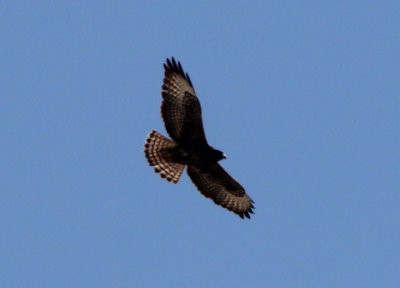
[163,57,194,88]
[164,57,176,70]
[237,210,254,220]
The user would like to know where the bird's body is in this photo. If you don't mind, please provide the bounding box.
[144,58,254,219]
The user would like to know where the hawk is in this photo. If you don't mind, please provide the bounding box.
[144,58,255,219]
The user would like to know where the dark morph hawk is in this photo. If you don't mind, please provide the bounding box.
[144,58,254,219]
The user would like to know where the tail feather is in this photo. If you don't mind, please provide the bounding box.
[144,130,184,183]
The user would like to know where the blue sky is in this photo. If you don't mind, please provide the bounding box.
[1,1,399,287]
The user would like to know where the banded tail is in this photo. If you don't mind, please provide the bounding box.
[144,130,184,183]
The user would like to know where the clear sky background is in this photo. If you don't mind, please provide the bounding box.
[1,1,399,287]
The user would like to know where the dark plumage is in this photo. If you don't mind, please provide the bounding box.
[144,58,254,219]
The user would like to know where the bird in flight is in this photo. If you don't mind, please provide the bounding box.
[144,57,254,219]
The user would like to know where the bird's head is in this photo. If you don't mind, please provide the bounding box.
[212,149,226,161]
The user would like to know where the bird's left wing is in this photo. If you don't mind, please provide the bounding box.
[187,163,255,219]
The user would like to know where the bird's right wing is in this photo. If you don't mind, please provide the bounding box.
[161,57,207,144]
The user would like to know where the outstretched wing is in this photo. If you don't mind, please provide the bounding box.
[161,57,207,143]
[187,163,255,219]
